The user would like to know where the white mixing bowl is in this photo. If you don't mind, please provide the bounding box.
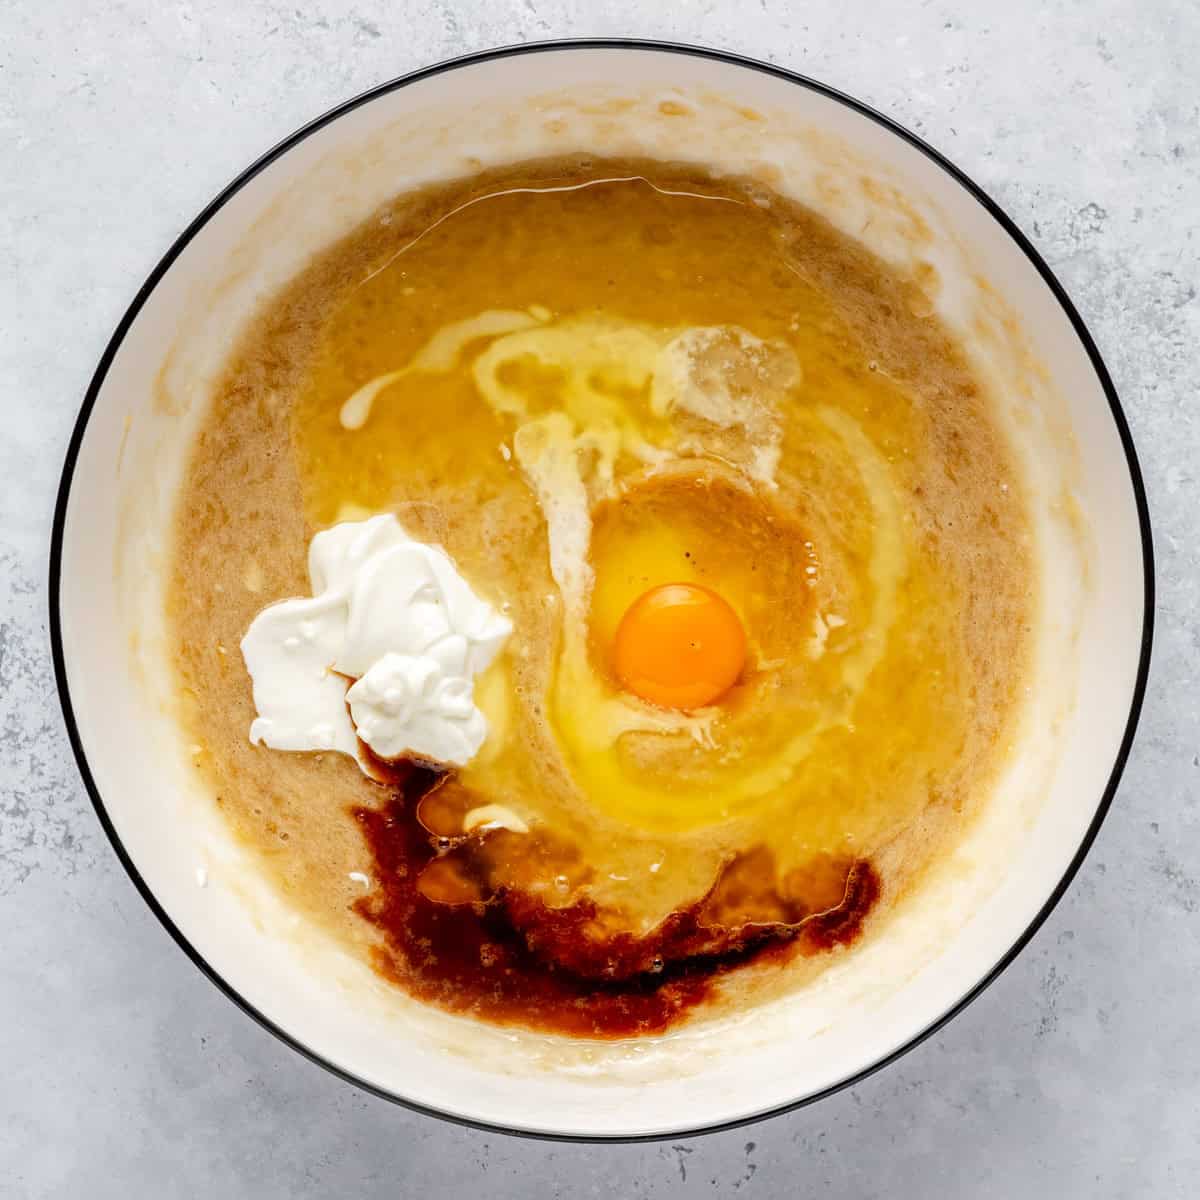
[50,41,1152,1140]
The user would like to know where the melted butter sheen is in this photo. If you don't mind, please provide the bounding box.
[170,160,1034,1034]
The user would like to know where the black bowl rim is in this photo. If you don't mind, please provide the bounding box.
[48,37,1155,1143]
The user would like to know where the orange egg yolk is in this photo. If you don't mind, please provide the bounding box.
[612,583,747,710]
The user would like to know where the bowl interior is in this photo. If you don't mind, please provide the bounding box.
[53,44,1149,1138]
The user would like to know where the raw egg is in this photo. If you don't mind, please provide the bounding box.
[613,583,746,709]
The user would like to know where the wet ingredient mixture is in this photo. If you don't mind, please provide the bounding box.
[169,158,1034,1036]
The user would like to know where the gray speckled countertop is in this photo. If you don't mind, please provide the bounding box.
[2,2,1196,1195]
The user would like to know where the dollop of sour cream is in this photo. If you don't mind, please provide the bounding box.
[240,515,511,770]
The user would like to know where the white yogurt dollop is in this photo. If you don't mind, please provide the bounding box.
[240,515,510,770]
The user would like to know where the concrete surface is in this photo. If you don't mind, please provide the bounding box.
[1,1,1196,1195]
